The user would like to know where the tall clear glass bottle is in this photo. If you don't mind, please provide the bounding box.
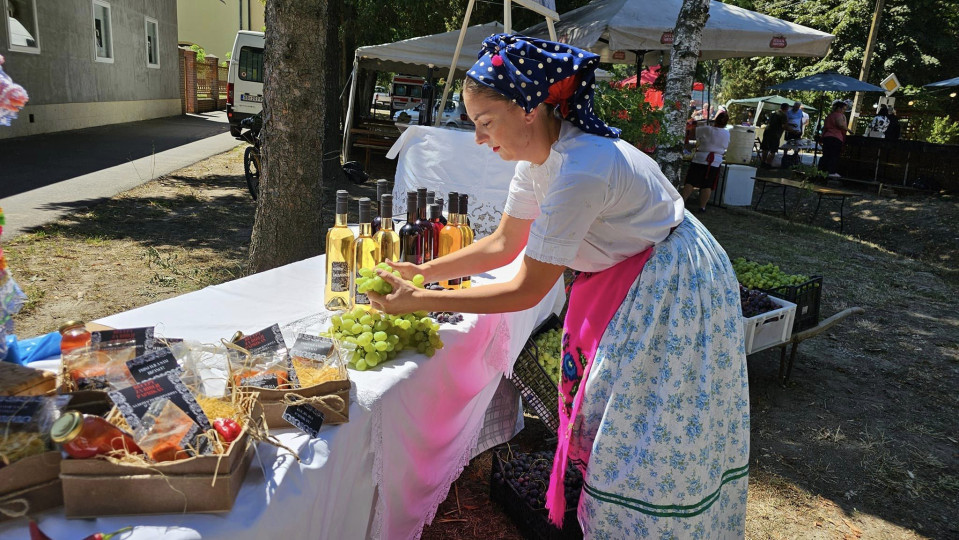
[373,194,400,263]
[325,190,355,310]
[458,193,475,289]
[414,188,433,263]
[399,191,423,264]
[352,198,380,310]
[371,179,389,235]
[437,193,462,289]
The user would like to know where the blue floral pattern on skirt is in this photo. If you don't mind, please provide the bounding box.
[571,212,749,539]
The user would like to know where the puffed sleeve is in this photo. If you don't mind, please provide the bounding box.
[503,164,541,220]
[525,171,607,267]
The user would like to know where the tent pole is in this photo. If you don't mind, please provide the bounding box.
[545,18,557,41]
[342,57,360,164]
[435,0,476,127]
[505,0,512,34]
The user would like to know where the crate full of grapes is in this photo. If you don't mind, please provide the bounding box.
[508,315,563,432]
[489,447,583,540]
[741,287,796,355]
[732,258,823,332]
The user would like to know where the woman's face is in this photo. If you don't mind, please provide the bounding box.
[464,90,539,162]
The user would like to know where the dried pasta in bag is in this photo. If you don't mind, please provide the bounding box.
[133,399,211,463]
[0,395,69,466]
[228,324,300,390]
[290,334,347,385]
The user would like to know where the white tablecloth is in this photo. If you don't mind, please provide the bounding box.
[387,125,518,239]
[0,253,563,540]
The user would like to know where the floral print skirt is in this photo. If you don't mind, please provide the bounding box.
[572,212,749,539]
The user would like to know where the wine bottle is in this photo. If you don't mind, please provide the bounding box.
[437,193,462,289]
[352,198,380,309]
[427,203,443,262]
[371,179,389,235]
[373,194,400,263]
[436,197,448,226]
[399,191,423,264]
[427,190,436,207]
[458,193,475,289]
[414,188,433,263]
[324,190,355,311]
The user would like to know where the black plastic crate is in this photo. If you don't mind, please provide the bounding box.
[761,275,823,332]
[489,447,583,540]
[508,314,563,432]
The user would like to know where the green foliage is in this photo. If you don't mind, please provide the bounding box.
[925,116,959,144]
[791,163,828,180]
[593,82,679,153]
[189,44,206,63]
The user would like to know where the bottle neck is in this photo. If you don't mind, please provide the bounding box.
[407,207,417,223]
[447,212,459,226]
[359,223,372,236]
[335,213,349,227]
[381,217,393,231]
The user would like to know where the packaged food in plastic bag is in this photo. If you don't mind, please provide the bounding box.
[0,395,70,466]
[133,399,211,463]
[62,340,138,391]
[290,334,347,385]
[228,325,300,390]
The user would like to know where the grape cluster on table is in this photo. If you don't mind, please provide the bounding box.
[429,312,464,325]
[355,262,425,294]
[492,450,583,512]
[739,284,779,317]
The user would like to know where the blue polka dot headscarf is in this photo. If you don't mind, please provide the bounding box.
[467,33,620,139]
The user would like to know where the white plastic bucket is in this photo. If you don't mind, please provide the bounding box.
[726,126,756,164]
[723,165,757,206]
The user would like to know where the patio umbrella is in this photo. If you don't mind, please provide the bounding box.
[523,0,834,66]
[923,76,959,88]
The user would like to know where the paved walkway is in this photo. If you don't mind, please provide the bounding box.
[1,111,241,239]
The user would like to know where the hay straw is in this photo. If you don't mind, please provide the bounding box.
[0,432,46,466]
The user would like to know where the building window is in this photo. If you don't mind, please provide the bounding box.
[93,0,113,63]
[237,45,263,83]
[145,16,159,68]
[4,0,41,53]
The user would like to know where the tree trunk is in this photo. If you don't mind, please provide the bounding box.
[653,0,711,186]
[248,0,329,274]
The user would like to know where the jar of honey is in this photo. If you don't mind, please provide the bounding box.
[50,411,142,459]
[59,320,91,356]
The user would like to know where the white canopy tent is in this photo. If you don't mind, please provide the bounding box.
[523,0,834,66]
[341,22,506,162]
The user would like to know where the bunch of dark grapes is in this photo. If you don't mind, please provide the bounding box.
[425,284,446,291]
[491,450,583,512]
[429,312,464,325]
[739,284,778,317]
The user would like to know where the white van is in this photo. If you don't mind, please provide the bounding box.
[226,31,265,137]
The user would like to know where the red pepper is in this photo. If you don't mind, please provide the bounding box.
[29,520,51,540]
[214,418,242,443]
[80,526,132,540]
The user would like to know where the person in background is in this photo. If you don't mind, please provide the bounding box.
[800,104,810,136]
[867,105,891,138]
[681,110,731,213]
[818,100,851,178]
[760,103,788,168]
[885,107,901,141]
[369,33,749,538]
[785,101,804,141]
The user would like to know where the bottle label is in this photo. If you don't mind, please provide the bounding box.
[355,270,370,305]
[330,262,350,292]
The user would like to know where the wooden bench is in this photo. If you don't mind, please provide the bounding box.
[752,177,858,233]
[350,127,398,170]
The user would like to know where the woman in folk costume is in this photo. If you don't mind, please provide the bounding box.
[368,33,749,538]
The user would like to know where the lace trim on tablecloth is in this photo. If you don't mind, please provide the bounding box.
[488,315,514,377]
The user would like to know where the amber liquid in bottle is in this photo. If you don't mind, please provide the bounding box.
[437,192,462,289]
[371,179,389,235]
[373,194,400,263]
[352,198,380,310]
[325,190,355,310]
[458,194,475,288]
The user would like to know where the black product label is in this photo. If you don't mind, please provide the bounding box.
[127,347,181,382]
[331,262,350,292]
[354,270,370,305]
[92,327,156,355]
[108,372,212,431]
[233,324,286,356]
[290,335,334,361]
[282,404,325,438]
[0,396,44,425]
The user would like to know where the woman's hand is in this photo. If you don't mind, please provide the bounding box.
[383,260,423,282]
[367,268,425,315]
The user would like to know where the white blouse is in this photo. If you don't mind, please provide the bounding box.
[504,122,684,273]
[692,126,730,167]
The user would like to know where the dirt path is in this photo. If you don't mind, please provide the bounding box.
[4,150,956,539]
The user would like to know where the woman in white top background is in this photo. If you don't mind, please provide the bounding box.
[681,111,731,213]
[369,34,749,538]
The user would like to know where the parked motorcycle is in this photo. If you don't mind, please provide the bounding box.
[237,114,262,200]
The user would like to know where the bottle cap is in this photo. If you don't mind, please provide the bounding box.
[406,191,418,209]
[358,197,372,224]
[59,320,87,334]
[459,193,469,210]
[381,194,393,217]
[50,411,83,444]
[447,193,459,215]
[416,188,427,209]
[428,203,440,219]
[336,192,349,215]
[426,191,436,205]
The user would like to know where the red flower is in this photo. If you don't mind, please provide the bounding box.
[616,109,630,120]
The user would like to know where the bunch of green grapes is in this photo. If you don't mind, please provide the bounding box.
[532,328,563,385]
[327,307,443,371]
[355,262,425,295]
[731,257,809,290]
